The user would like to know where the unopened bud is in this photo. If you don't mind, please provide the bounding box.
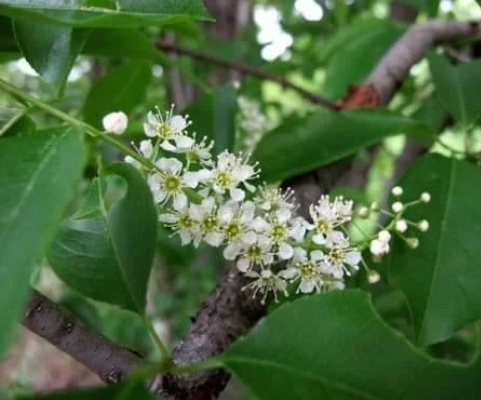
[395,219,408,233]
[392,202,404,214]
[370,201,380,211]
[420,192,431,203]
[391,186,403,197]
[368,270,381,284]
[407,238,419,249]
[378,230,391,243]
[102,111,128,135]
[358,206,369,218]
[418,220,429,232]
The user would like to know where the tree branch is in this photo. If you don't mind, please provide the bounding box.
[22,289,145,384]
[20,18,481,400]
[155,40,339,111]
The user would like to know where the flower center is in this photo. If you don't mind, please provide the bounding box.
[216,171,232,188]
[203,215,218,231]
[178,215,193,229]
[300,261,316,276]
[328,248,344,264]
[225,222,242,240]
[247,245,262,260]
[315,219,331,234]
[163,175,181,193]
[158,123,173,138]
[270,223,287,242]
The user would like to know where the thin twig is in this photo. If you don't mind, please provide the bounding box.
[155,40,339,111]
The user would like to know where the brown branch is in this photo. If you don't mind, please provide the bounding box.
[155,40,339,111]
[22,289,145,384]
[21,18,481,400]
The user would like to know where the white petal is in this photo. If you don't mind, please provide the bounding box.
[170,115,187,132]
[160,140,177,152]
[218,205,234,223]
[159,213,177,223]
[237,258,251,272]
[299,279,315,293]
[312,234,326,245]
[180,230,192,245]
[166,158,183,174]
[241,231,257,245]
[223,244,240,260]
[289,225,306,242]
[139,140,153,158]
[175,135,194,149]
[252,216,269,232]
[278,243,294,260]
[173,193,187,211]
[276,208,291,223]
[293,247,307,262]
[279,267,298,280]
[310,250,325,262]
[205,232,224,247]
[155,158,169,171]
[143,121,157,137]
[229,187,245,202]
[183,172,199,188]
[345,251,362,266]
[153,189,167,203]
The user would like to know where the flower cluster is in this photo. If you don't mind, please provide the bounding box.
[237,96,274,153]
[103,107,430,304]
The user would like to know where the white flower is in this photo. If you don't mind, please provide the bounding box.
[280,247,344,293]
[103,111,128,135]
[206,151,259,201]
[189,198,224,247]
[255,187,296,215]
[159,206,201,246]
[308,195,353,244]
[242,269,288,304]
[183,134,214,165]
[219,201,256,245]
[148,158,199,210]
[231,234,273,272]
[143,107,194,152]
[370,239,389,256]
[395,219,408,233]
[324,231,361,277]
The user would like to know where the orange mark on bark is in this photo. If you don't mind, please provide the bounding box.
[336,85,381,109]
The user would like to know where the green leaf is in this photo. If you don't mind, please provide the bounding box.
[323,20,404,100]
[0,0,211,28]
[83,61,152,129]
[253,109,432,183]
[429,54,481,127]
[48,162,157,313]
[13,20,89,93]
[222,290,481,400]
[0,128,87,356]
[184,84,238,155]
[388,154,481,345]
[18,380,156,399]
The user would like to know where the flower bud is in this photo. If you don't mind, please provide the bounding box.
[370,239,389,256]
[102,111,128,135]
[420,192,431,203]
[368,270,381,284]
[391,202,404,214]
[370,201,380,211]
[395,219,408,233]
[358,206,369,218]
[391,186,403,197]
[418,220,429,232]
[407,238,419,249]
[378,230,391,243]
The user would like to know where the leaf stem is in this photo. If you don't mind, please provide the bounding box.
[0,78,155,171]
[144,316,172,365]
[0,105,32,137]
